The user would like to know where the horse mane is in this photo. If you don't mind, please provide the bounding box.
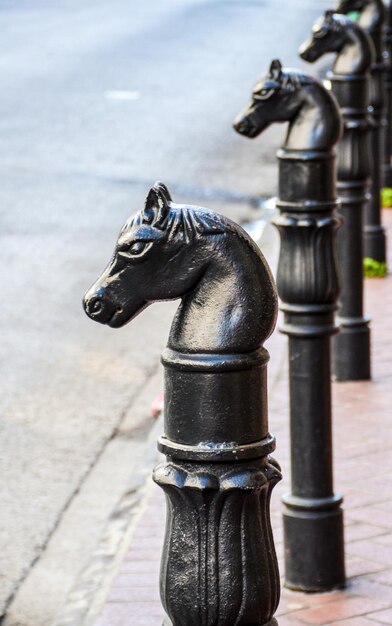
[125,204,223,241]
[329,12,356,29]
[267,59,315,91]
[281,69,316,90]
[124,198,265,266]
[321,11,367,37]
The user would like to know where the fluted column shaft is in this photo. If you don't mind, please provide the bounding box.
[273,150,345,591]
[330,74,372,379]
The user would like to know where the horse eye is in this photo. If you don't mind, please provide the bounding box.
[128,241,147,255]
[254,88,275,101]
[314,28,327,38]
[118,240,152,261]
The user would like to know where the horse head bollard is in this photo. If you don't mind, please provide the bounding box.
[300,10,374,73]
[336,0,387,264]
[300,11,373,382]
[84,182,281,626]
[234,60,345,592]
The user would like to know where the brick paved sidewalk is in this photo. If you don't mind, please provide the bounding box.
[94,210,392,626]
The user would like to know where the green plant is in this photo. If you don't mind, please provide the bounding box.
[381,187,392,208]
[363,257,388,277]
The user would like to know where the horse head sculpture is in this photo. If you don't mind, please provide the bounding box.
[84,184,282,623]
[300,10,374,74]
[84,182,277,355]
[233,59,341,151]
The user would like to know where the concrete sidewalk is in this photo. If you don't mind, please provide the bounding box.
[91,210,392,626]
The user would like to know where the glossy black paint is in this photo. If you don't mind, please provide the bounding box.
[336,0,387,262]
[234,60,345,591]
[84,182,281,626]
[300,11,372,381]
[383,0,392,186]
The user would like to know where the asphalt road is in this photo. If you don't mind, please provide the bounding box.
[0,0,330,624]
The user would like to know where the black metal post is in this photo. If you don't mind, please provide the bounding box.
[337,0,387,263]
[234,60,345,591]
[83,182,281,626]
[383,0,392,187]
[300,11,373,381]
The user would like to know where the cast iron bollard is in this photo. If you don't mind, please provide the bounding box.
[83,182,281,626]
[234,60,345,591]
[300,11,373,381]
[383,0,392,187]
[336,0,387,264]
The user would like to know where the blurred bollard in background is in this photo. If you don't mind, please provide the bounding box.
[336,0,388,266]
[382,0,392,190]
[234,60,346,592]
[300,11,373,380]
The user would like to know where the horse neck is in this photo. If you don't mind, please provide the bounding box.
[168,236,268,354]
[359,1,383,32]
[359,1,384,54]
[284,83,340,152]
[333,29,372,74]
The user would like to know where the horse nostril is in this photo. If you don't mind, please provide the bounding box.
[234,117,251,136]
[116,305,123,314]
[83,292,118,325]
[86,297,104,317]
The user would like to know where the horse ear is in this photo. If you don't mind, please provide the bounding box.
[154,181,172,204]
[269,59,282,81]
[142,182,170,226]
[325,10,334,22]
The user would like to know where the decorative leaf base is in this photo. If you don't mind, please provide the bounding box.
[154,457,281,626]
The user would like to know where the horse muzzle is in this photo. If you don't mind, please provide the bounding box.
[83,287,148,328]
[83,289,118,325]
[299,40,320,63]
[233,115,258,138]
